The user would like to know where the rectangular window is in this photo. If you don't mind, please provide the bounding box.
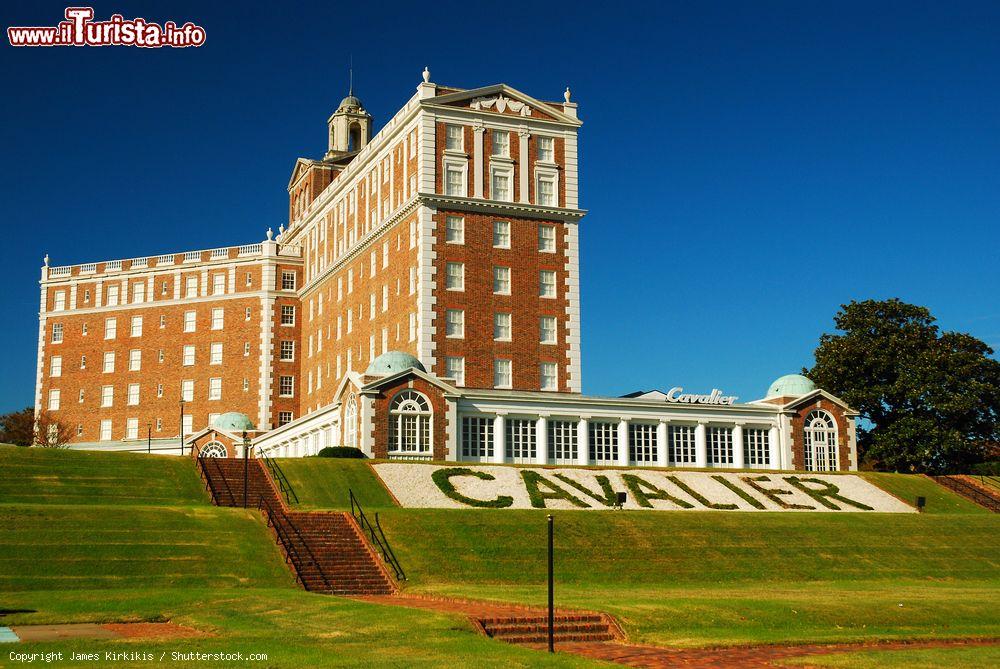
[126,418,139,440]
[106,285,119,306]
[128,349,141,371]
[80,354,86,369]
[184,311,196,332]
[383,242,389,268]
[242,378,249,392]
[369,293,376,320]
[539,225,556,252]
[672,425,697,465]
[48,389,60,411]
[491,171,512,202]
[49,356,62,377]
[280,340,295,361]
[280,305,296,325]
[185,276,198,298]
[104,318,117,340]
[53,291,66,311]
[100,419,112,441]
[538,174,557,206]
[445,166,464,196]
[493,359,512,388]
[492,129,510,157]
[540,362,558,391]
[537,136,555,162]
[279,376,294,397]
[157,383,163,398]
[549,421,578,463]
[209,377,222,401]
[539,270,557,298]
[212,274,225,296]
[79,389,85,403]
[629,423,658,465]
[382,285,388,312]
[745,428,771,467]
[130,316,142,337]
[183,345,195,366]
[281,271,296,290]
[445,262,464,290]
[211,308,224,330]
[445,124,463,151]
[278,411,293,426]
[127,383,140,406]
[446,309,465,338]
[409,266,417,294]
[445,216,464,244]
[589,421,619,464]
[102,352,115,373]
[82,323,87,336]
[409,312,417,342]
[540,316,557,344]
[244,342,251,356]
[493,220,511,248]
[52,323,63,343]
[445,356,465,386]
[101,386,114,407]
[461,416,494,460]
[505,419,536,463]
[708,427,734,466]
[245,307,252,321]
[182,414,193,435]
[493,266,511,294]
[160,315,166,328]
[246,272,253,287]
[210,342,223,365]
[181,380,194,402]
[494,312,511,341]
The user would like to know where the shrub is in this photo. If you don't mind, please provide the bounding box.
[316,447,366,459]
[971,461,1000,476]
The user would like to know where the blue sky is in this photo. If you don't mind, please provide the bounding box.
[2,1,999,411]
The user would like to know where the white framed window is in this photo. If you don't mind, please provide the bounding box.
[589,421,619,464]
[242,378,250,392]
[493,266,511,295]
[537,136,555,163]
[409,312,417,342]
[445,216,464,244]
[382,285,388,312]
[804,411,839,472]
[493,220,511,248]
[629,423,658,465]
[494,312,511,341]
[281,271,296,290]
[388,390,433,455]
[445,309,465,338]
[53,291,66,311]
[279,375,294,397]
[244,342,251,356]
[127,383,140,406]
[209,377,222,401]
[540,362,558,391]
[49,355,62,377]
[539,225,556,253]
[492,129,510,157]
[102,352,115,373]
[104,318,117,340]
[540,316,557,344]
[369,293,376,320]
[669,425,697,465]
[101,386,114,407]
[156,418,162,431]
[182,414,193,435]
[184,276,198,298]
[211,308,224,330]
[539,270,557,298]
[183,345,195,366]
[80,354,86,369]
[550,420,578,464]
[491,168,513,202]
[160,315,166,328]
[343,394,358,446]
[212,274,225,296]
[280,340,295,361]
[128,349,141,371]
[278,411,293,426]
[245,307,251,321]
[347,309,353,333]
[537,172,558,206]
[183,311,196,332]
[493,359,512,389]
[106,285,119,306]
[181,379,194,402]
[409,266,417,294]
[445,163,466,197]
[157,383,163,398]
[445,356,465,386]
[383,241,389,268]
[125,418,139,440]
[81,323,87,336]
[461,416,494,460]
[210,342,223,365]
[51,323,63,343]
[445,124,464,151]
[100,419,112,441]
[280,305,296,325]
[506,419,537,463]
[745,428,771,468]
[77,424,83,436]
[48,389,60,411]
[445,262,465,291]
[130,316,143,338]
[84,289,91,303]
[707,427,734,466]
[246,272,253,287]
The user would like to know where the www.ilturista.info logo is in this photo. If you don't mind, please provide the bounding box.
[8,7,206,48]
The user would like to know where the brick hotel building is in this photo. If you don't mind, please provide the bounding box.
[36,70,859,472]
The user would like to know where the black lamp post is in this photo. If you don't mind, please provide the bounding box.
[547,514,554,653]
[179,398,186,456]
[242,430,253,508]
[147,422,151,454]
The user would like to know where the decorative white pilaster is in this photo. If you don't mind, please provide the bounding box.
[446,398,458,461]
[617,419,629,467]
[518,128,530,203]
[695,422,707,468]
[577,418,589,465]
[473,122,485,199]
[656,420,669,468]
[536,416,548,465]
[768,426,780,470]
[732,423,745,469]
[493,414,506,464]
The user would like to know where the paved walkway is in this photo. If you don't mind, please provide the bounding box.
[353,593,575,618]
[8,622,203,643]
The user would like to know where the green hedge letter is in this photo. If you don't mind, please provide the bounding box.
[431,468,514,508]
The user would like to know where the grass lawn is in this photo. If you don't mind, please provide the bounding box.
[778,645,1000,668]
[277,458,396,509]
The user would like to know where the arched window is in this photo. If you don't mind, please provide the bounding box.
[388,390,432,455]
[199,442,228,458]
[349,123,362,151]
[344,394,358,448]
[803,410,838,471]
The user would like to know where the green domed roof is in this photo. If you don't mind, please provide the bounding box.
[766,374,817,398]
[366,351,426,376]
[212,412,256,431]
[339,94,363,110]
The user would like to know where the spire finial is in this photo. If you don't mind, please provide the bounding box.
[349,54,354,96]
[422,66,430,84]
[564,87,572,103]
[266,227,273,241]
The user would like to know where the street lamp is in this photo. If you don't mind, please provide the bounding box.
[242,430,254,508]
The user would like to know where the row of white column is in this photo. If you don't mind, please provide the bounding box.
[487,415,780,469]
[263,424,337,458]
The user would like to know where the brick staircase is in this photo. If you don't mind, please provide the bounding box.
[932,475,1000,512]
[197,457,395,595]
[478,613,621,645]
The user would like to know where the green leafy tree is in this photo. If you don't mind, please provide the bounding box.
[807,299,1000,473]
[0,407,35,446]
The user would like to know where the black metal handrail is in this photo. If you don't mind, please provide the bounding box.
[977,474,1000,493]
[196,456,220,503]
[258,495,333,591]
[934,475,1000,511]
[261,454,299,505]
[210,456,238,504]
[349,489,406,581]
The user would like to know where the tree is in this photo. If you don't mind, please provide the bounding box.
[33,410,74,448]
[0,407,35,446]
[807,299,1000,473]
